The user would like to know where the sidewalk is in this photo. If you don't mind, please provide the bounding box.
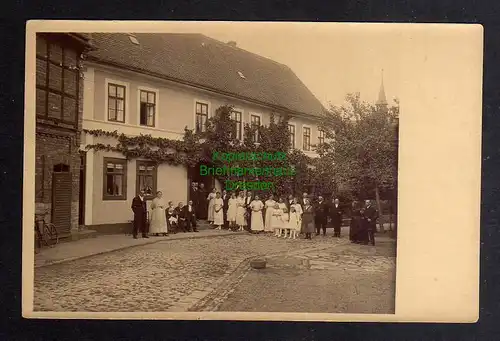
[34,229,246,268]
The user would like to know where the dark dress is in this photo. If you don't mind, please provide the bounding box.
[349,206,362,242]
[301,205,315,234]
[197,188,208,220]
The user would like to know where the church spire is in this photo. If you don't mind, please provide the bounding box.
[376,69,388,112]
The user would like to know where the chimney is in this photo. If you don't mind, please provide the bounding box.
[227,41,237,47]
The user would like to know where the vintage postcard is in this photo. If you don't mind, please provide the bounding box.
[23,21,482,322]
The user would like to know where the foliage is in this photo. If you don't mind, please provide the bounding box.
[84,105,314,196]
[317,92,399,199]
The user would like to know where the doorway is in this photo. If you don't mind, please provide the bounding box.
[78,152,86,226]
[52,163,72,238]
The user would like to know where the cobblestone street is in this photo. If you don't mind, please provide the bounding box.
[34,232,396,313]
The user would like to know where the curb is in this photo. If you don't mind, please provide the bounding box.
[35,231,248,269]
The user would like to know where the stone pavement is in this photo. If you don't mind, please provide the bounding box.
[34,229,245,268]
[33,231,396,313]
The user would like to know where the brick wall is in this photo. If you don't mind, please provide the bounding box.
[35,33,87,231]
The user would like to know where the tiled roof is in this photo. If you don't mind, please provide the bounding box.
[87,33,326,118]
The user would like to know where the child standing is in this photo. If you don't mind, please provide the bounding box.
[288,206,300,239]
[271,203,283,237]
[280,207,290,238]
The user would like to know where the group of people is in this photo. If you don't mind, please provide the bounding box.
[131,190,199,239]
[131,183,379,246]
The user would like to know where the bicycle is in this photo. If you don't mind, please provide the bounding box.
[34,211,59,250]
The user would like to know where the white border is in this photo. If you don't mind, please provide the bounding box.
[193,98,211,132]
[104,78,130,125]
[137,85,160,129]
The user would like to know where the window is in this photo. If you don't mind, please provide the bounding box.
[251,114,261,143]
[36,35,80,125]
[288,124,296,148]
[303,127,311,151]
[230,110,242,140]
[195,102,209,133]
[103,158,127,200]
[136,161,157,198]
[318,129,325,145]
[108,83,126,122]
[139,90,156,127]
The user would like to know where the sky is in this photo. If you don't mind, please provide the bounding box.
[149,22,402,108]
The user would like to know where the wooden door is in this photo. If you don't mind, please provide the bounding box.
[52,171,72,237]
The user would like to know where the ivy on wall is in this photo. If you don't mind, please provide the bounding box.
[84,105,315,195]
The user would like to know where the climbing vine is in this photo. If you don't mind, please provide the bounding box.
[84,105,315,195]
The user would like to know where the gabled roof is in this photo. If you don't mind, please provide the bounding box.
[87,33,326,118]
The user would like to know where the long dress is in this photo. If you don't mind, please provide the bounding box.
[289,211,300,232]
[207,192,216,222]
[213,198,224,226]
[235,197,247,226]
[227,198,237,223]
[301,205,315,234]
[250,200,265,232]
[291,203,303,232]
[264,200,276,232]
[149,198,168,234]
[271,208,283,231]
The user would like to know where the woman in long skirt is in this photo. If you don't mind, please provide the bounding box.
[207,188,217,224]
[235,191,247,230]
[291,197,303,234]
[227,192,238,230]
[213,192,224,229]
[149,191,168,236]
[301,199,315,239]
[264,194,276,232]
[349,201,360,243]
[250,195,265,233]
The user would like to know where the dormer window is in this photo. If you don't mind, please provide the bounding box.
[238,71,246,79]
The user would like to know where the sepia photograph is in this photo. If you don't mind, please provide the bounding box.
[23,21,482,322]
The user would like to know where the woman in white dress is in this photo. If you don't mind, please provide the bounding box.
[207,188,217,224]
[264,194,276,232]
[235,191,247,230]
[149,191,168,236]
[250,195,265,233]
[227,192,238,230]
[291,197,303,234]
[288,206,300,239]
[213,192,224,229]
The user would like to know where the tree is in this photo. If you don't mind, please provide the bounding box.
[317,92,399,216]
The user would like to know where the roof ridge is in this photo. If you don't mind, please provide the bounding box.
[198,34,290,70]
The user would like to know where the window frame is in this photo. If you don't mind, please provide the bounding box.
[35,35,80,127]
[250,113,262,143]
[288,123,296,149]
[102,157,128,201]
[318,128,325,145]
[104,78,129,124]
[230,108,243,140]
[194,100,210,133]
[302,125,312,151]
[138,87,158,128]
[136,160,158,200]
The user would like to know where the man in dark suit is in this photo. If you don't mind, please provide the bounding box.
[182,200,198,232]
[221,190,230,229]
[330,198,343,237]
[363,200,379,246]
[174,202,188,232]
[314,195,329,236]
[197,183,208,220]
[244,191,253,230]
[131,190,148,239]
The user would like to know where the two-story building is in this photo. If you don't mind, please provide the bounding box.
[80,33,326,232]
[35,32,93,239]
